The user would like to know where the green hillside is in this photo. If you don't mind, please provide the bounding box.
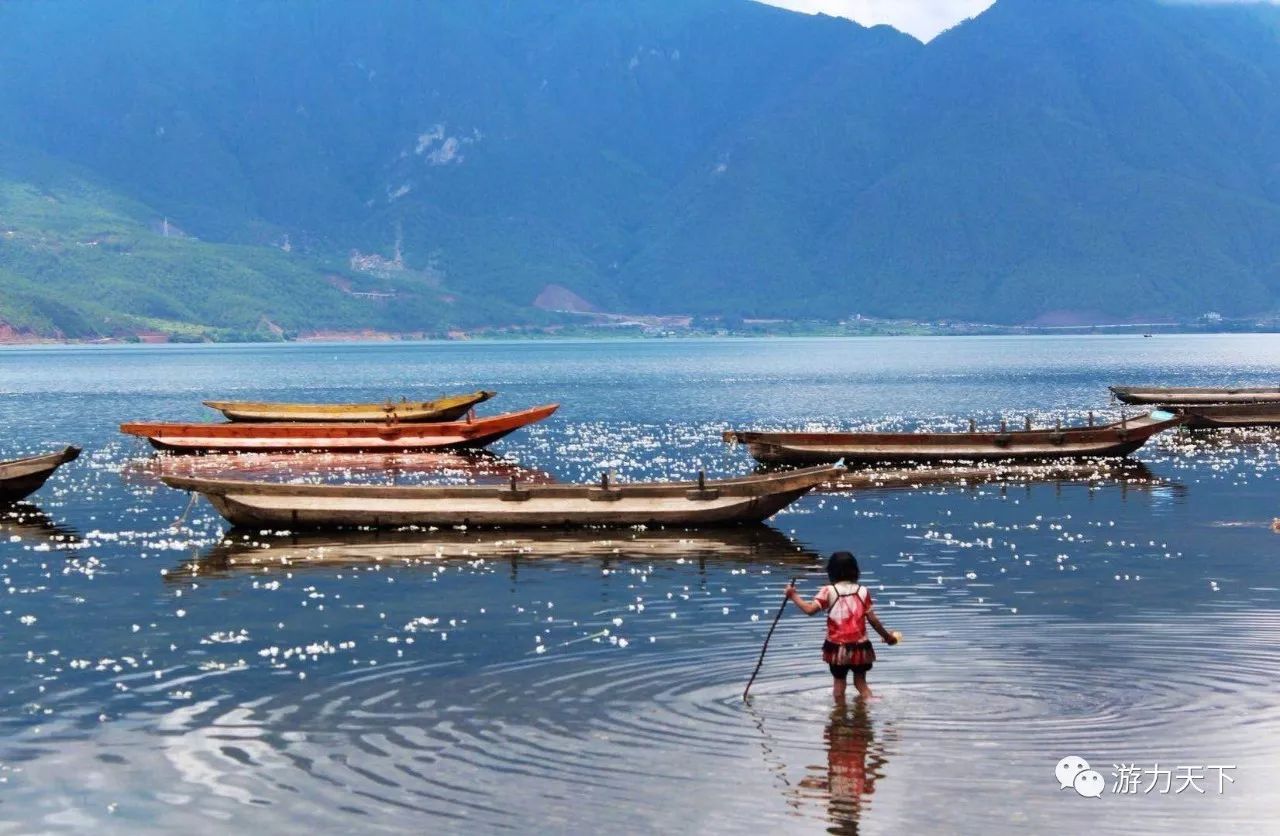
[2,0,1280,337]
[0,150,538,339]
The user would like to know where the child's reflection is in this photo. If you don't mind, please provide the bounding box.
[800,701,891,835]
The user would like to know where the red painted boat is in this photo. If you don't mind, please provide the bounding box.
[120,404,558,453]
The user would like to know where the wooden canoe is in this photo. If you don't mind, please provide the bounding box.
[0,447,80,502]
[203,390,496,423]
[170,526,819,580]
[723,412,1184,466]
[120,404,558,454]
[1111,385,1280,405]
[1174,403,1280,429]
[159,464,841,529]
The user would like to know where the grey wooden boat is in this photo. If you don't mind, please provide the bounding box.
[0,447,80,502]
[723,412,1183,466]
[1111,385,1280,405]
[161,464,840,529]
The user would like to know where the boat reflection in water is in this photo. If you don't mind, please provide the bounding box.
[171,524,823,583]
[796,703,895,835]
[828,459,1185,499]
[0,502,80,547]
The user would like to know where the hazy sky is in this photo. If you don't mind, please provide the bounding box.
[759,0,996,41]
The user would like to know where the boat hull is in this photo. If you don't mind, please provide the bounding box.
[161,465,840,529]
[0,447,80,502]
[1176,403,1280,429]
[204,390,496,423]
[1111,385,1280,405]
[120,405,558,453]
[204,488,814,528]
[724,415,1182,466]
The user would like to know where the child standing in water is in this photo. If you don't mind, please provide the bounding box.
[787,551,898,701]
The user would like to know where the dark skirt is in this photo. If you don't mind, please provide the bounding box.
[823,639,875,675]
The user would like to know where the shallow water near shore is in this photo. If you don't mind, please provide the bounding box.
[1,334,1278,833]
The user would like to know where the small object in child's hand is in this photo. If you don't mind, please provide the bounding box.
[890,630,903,644]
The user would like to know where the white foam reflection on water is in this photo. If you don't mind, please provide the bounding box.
[0,336,1279,831]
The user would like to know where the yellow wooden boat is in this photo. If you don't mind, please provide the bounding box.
[203,390,496,423]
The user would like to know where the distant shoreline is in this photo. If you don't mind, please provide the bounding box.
[3,325,1279,349]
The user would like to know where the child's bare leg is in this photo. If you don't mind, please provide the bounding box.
[832,675,847,703]
[853,670,872,700]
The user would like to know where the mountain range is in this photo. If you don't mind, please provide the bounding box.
[3,0,1280,339]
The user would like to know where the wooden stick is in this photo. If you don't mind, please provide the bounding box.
[743,576,799,702]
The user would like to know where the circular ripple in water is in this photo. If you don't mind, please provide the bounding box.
[31,605,1271,833]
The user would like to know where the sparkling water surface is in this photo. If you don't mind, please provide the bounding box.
[0,335,1278,833]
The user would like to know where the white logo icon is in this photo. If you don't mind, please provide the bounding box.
[1055,756,1090,790]
[1073,769,1105,798]
[1056,756,1103,796]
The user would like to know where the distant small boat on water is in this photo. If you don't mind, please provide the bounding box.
[0,446,80,502]
[204,390,496,423]
[120,405,558,454]
[723,412,1183,466]
[1110,385,1280,405]
[160,464,840,529]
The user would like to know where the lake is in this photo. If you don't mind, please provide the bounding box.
[0,335,1277,833]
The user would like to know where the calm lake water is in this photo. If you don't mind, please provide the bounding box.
[0,335,1278,833]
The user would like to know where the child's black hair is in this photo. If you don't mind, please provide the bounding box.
[827,551,860,584]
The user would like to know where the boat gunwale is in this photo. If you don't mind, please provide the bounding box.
[0,446,81,473]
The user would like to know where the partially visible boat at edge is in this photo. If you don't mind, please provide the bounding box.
[0,447,80,502]
[120,404,558,453]
[1174,402,1280,429]
[203,390,496,423]
[723,412,1183,466]
[160,464,841,529]
[1110,385,1280,405]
